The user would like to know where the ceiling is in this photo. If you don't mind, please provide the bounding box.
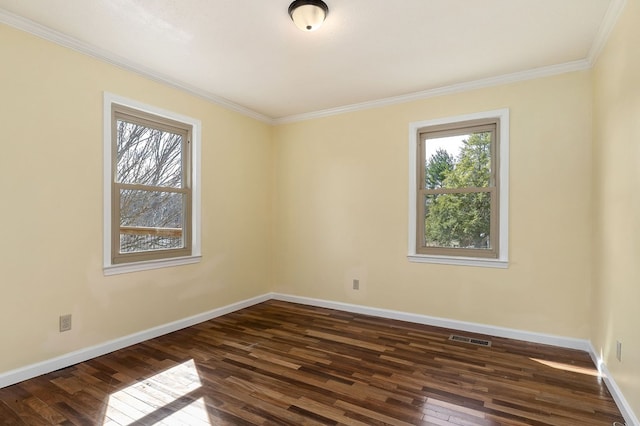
[0,0,622,122]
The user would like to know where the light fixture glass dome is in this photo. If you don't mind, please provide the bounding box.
[288,0,329,32]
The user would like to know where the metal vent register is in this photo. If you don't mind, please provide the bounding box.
[449,334,492,347]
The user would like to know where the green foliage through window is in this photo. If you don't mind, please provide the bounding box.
[419,127,496,254]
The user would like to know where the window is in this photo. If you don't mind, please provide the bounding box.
[104,93,201,275]
[408,109,509,268]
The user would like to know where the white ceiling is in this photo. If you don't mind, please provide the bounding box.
[0,0,622,122]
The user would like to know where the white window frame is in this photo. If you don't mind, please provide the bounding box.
[103,92,202,275]
[408,109,509,268]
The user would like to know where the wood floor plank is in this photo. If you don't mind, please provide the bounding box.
[0,401,29,425]
[0,300,626,425]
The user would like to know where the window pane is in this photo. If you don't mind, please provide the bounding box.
[119,189,184,253]
[424,132,491,189]
[116,120,183,188]
[423,192,491,250]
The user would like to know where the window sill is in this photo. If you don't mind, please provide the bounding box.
[407,254,508,269]
[104,255,202,276]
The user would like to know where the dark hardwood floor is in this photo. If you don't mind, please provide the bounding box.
[0,300,625,425]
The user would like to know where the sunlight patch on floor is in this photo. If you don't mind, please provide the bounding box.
[530,358,601,377]
[156,397,210,425]
[102,359,211,425]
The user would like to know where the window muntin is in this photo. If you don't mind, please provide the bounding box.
[417,120,499,258]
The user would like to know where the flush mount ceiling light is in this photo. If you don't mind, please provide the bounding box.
[288,0,329,32]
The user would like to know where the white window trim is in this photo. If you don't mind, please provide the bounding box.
[103,92,202,275]
[408,109,509,268]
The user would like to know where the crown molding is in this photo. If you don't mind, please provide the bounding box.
[587,0,627,66]
[273,60,591,124]
[0,8,273,124]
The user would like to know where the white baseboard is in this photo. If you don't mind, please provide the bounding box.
[270,293,592,351]
[587,343,639,426]
[0,293,271,389]
[1,291,637,425]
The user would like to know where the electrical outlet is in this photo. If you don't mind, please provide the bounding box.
[59,314,72,332]
[616,341,622,362]
[352,279,359,290]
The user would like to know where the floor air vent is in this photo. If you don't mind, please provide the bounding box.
[449,334,492,347]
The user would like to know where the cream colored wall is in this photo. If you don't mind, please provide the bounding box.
[0,24,273,373]
[592,0,640,416]
[273,72,594,338]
